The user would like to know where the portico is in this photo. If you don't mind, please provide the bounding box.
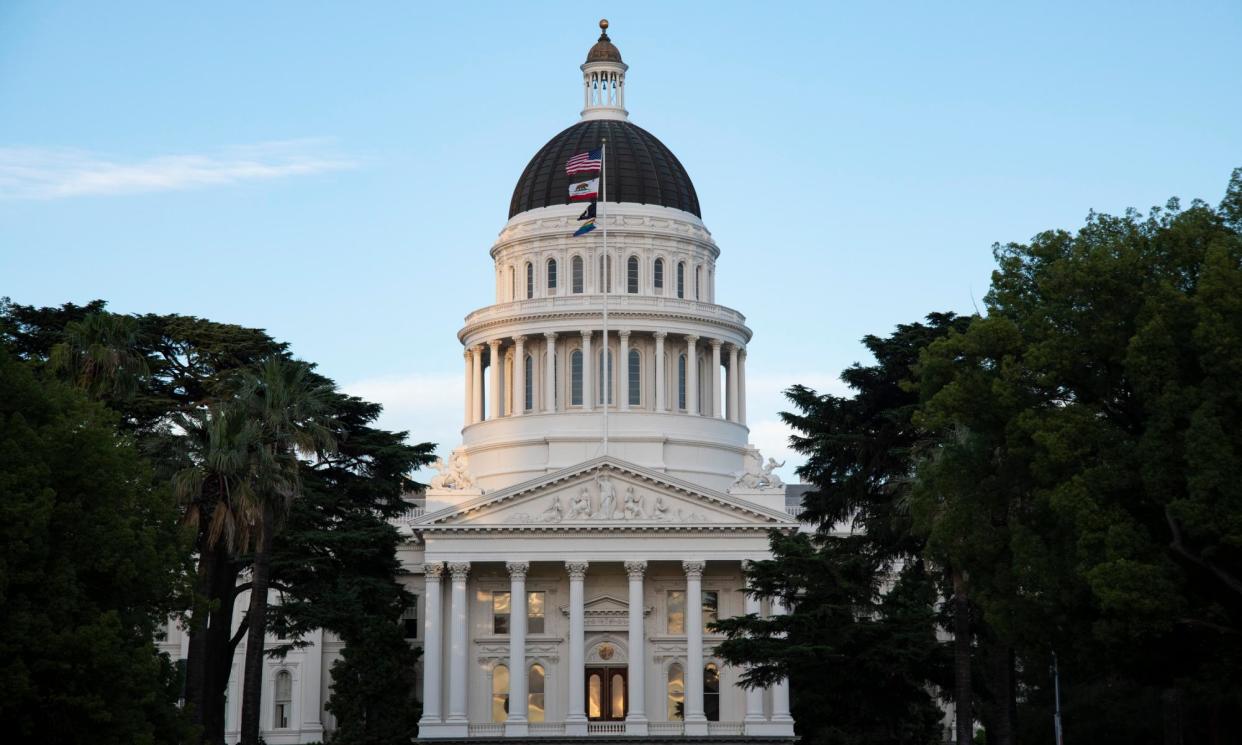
[412,460,796,740]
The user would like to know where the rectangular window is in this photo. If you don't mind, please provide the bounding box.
[493,591,511,634]
[571,351,583,406]
[654,259,664,290]
[667,590,685,634]
[402,599,419,639]
[528,591,545,634]
[548,260,557,290]
[702,590,718,633]
[524,355,534,411]
[628,351,641,407]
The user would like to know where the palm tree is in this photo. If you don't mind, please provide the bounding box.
[173,403,263,745]
[235,357,338,745]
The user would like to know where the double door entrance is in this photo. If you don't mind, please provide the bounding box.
[585,667,627,721]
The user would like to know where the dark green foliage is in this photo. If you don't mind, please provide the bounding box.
[0,348,193,745]
[714,317,966,745]
[915,167,1242,742]
[325,622,422,745]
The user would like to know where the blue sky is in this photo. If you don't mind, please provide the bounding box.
[2,1,1240,476]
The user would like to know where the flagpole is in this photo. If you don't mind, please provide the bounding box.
[601,139,609,456]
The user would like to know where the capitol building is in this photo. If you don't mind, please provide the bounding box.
[162,21,800,743]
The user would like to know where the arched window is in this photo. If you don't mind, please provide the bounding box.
[525,262,534,299]
[667,663,685,721]
[492,665,509,723]
[677,354,687,411]
[524,354,534,411]
[570,350,583,406]
[528,664,546,723]
[598,347,613,406]
[628,348,641,407]
[627,256,639,293]
[572,256,584,294]
[695,266,702,300]
[676,262,685,299]
[274,671,292,728]
[704,663,720,721]
[599,254,612,293]
[508,266,516,301]
[547,258,558,292]
[654,258,665,292]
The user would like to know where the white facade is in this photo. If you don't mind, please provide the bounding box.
[163,21,799,743]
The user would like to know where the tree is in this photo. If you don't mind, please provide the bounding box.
[325,621,422,745]
[713,315,967,745]
[0,347,192,745]
[914,168,1242,743]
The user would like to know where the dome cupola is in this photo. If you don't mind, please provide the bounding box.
[580,19,628,122]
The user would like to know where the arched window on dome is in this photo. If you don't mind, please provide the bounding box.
[491,664,509,723]
[598,347,613,406]
[676,262,685,299]
[654,258,665,293]
[524,354,534,412]
[570,350,583,406]
[273,670,292,728]
[528,664,546,723]
[628,348,641,407]
[677,354,687,411]
[547,258,558,294]
[627,256,639,294]
[599,254,612,293]
[525,262,534,299]
[572,256,584,294]
[704,663,720,721]
[667,663,685,721]
[695,266,702,300]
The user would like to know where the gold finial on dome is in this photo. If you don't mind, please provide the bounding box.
[586,18,622,62]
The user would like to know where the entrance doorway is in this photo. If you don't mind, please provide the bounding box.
[585,667,627,721]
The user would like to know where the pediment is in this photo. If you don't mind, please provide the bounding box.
[414,456,794,532]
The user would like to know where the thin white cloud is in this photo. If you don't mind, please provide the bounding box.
[0,139,355,199]
[342,373,463,480]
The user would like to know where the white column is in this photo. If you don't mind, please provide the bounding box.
[463,349,473,427]
[446,562,471,731]
[300,627,325,737]
[471,345,484,424]
[683,560,707,734]
[727,345,739,423]
[618,330,630,411]
[686,335,699,415]
[505,562,529,735]
[488,340,502,420]
[565,562,589,736]
[512,336,526,417]
[771,597,794,731]
[654,332,667,412]
[580,330,593,412]
[419,563,445,728]
[624,560,648,734]
[742,577,765,729]
[544,333,557,413]
[738,347,748,426]
[709,339,722,418]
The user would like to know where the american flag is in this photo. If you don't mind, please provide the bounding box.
[566,148,602,175]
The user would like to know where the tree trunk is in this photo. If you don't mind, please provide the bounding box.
[239,501,276,745]
[953,568,973,745]
[185,537,240,745]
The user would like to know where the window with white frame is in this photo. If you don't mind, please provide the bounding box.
[274,670,292,728]
[667,590,685,634]
[677,354,687,411]
[676,262,685,298]
[524,354,534,411]
[627,256,639,293]
[493,590,546,635]
[529,664,546,722]
[525,262,534,299]
[493,591,511,634]
[654,258,664,292]
[628,349,641,407]
[570,350,583,406]
[401,599,418,639]
[572,256,584,293]
[547,258,558,292]
[704,663,720,721]
[667,663,685,720]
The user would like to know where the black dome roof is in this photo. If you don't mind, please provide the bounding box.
[509,119,701,218]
